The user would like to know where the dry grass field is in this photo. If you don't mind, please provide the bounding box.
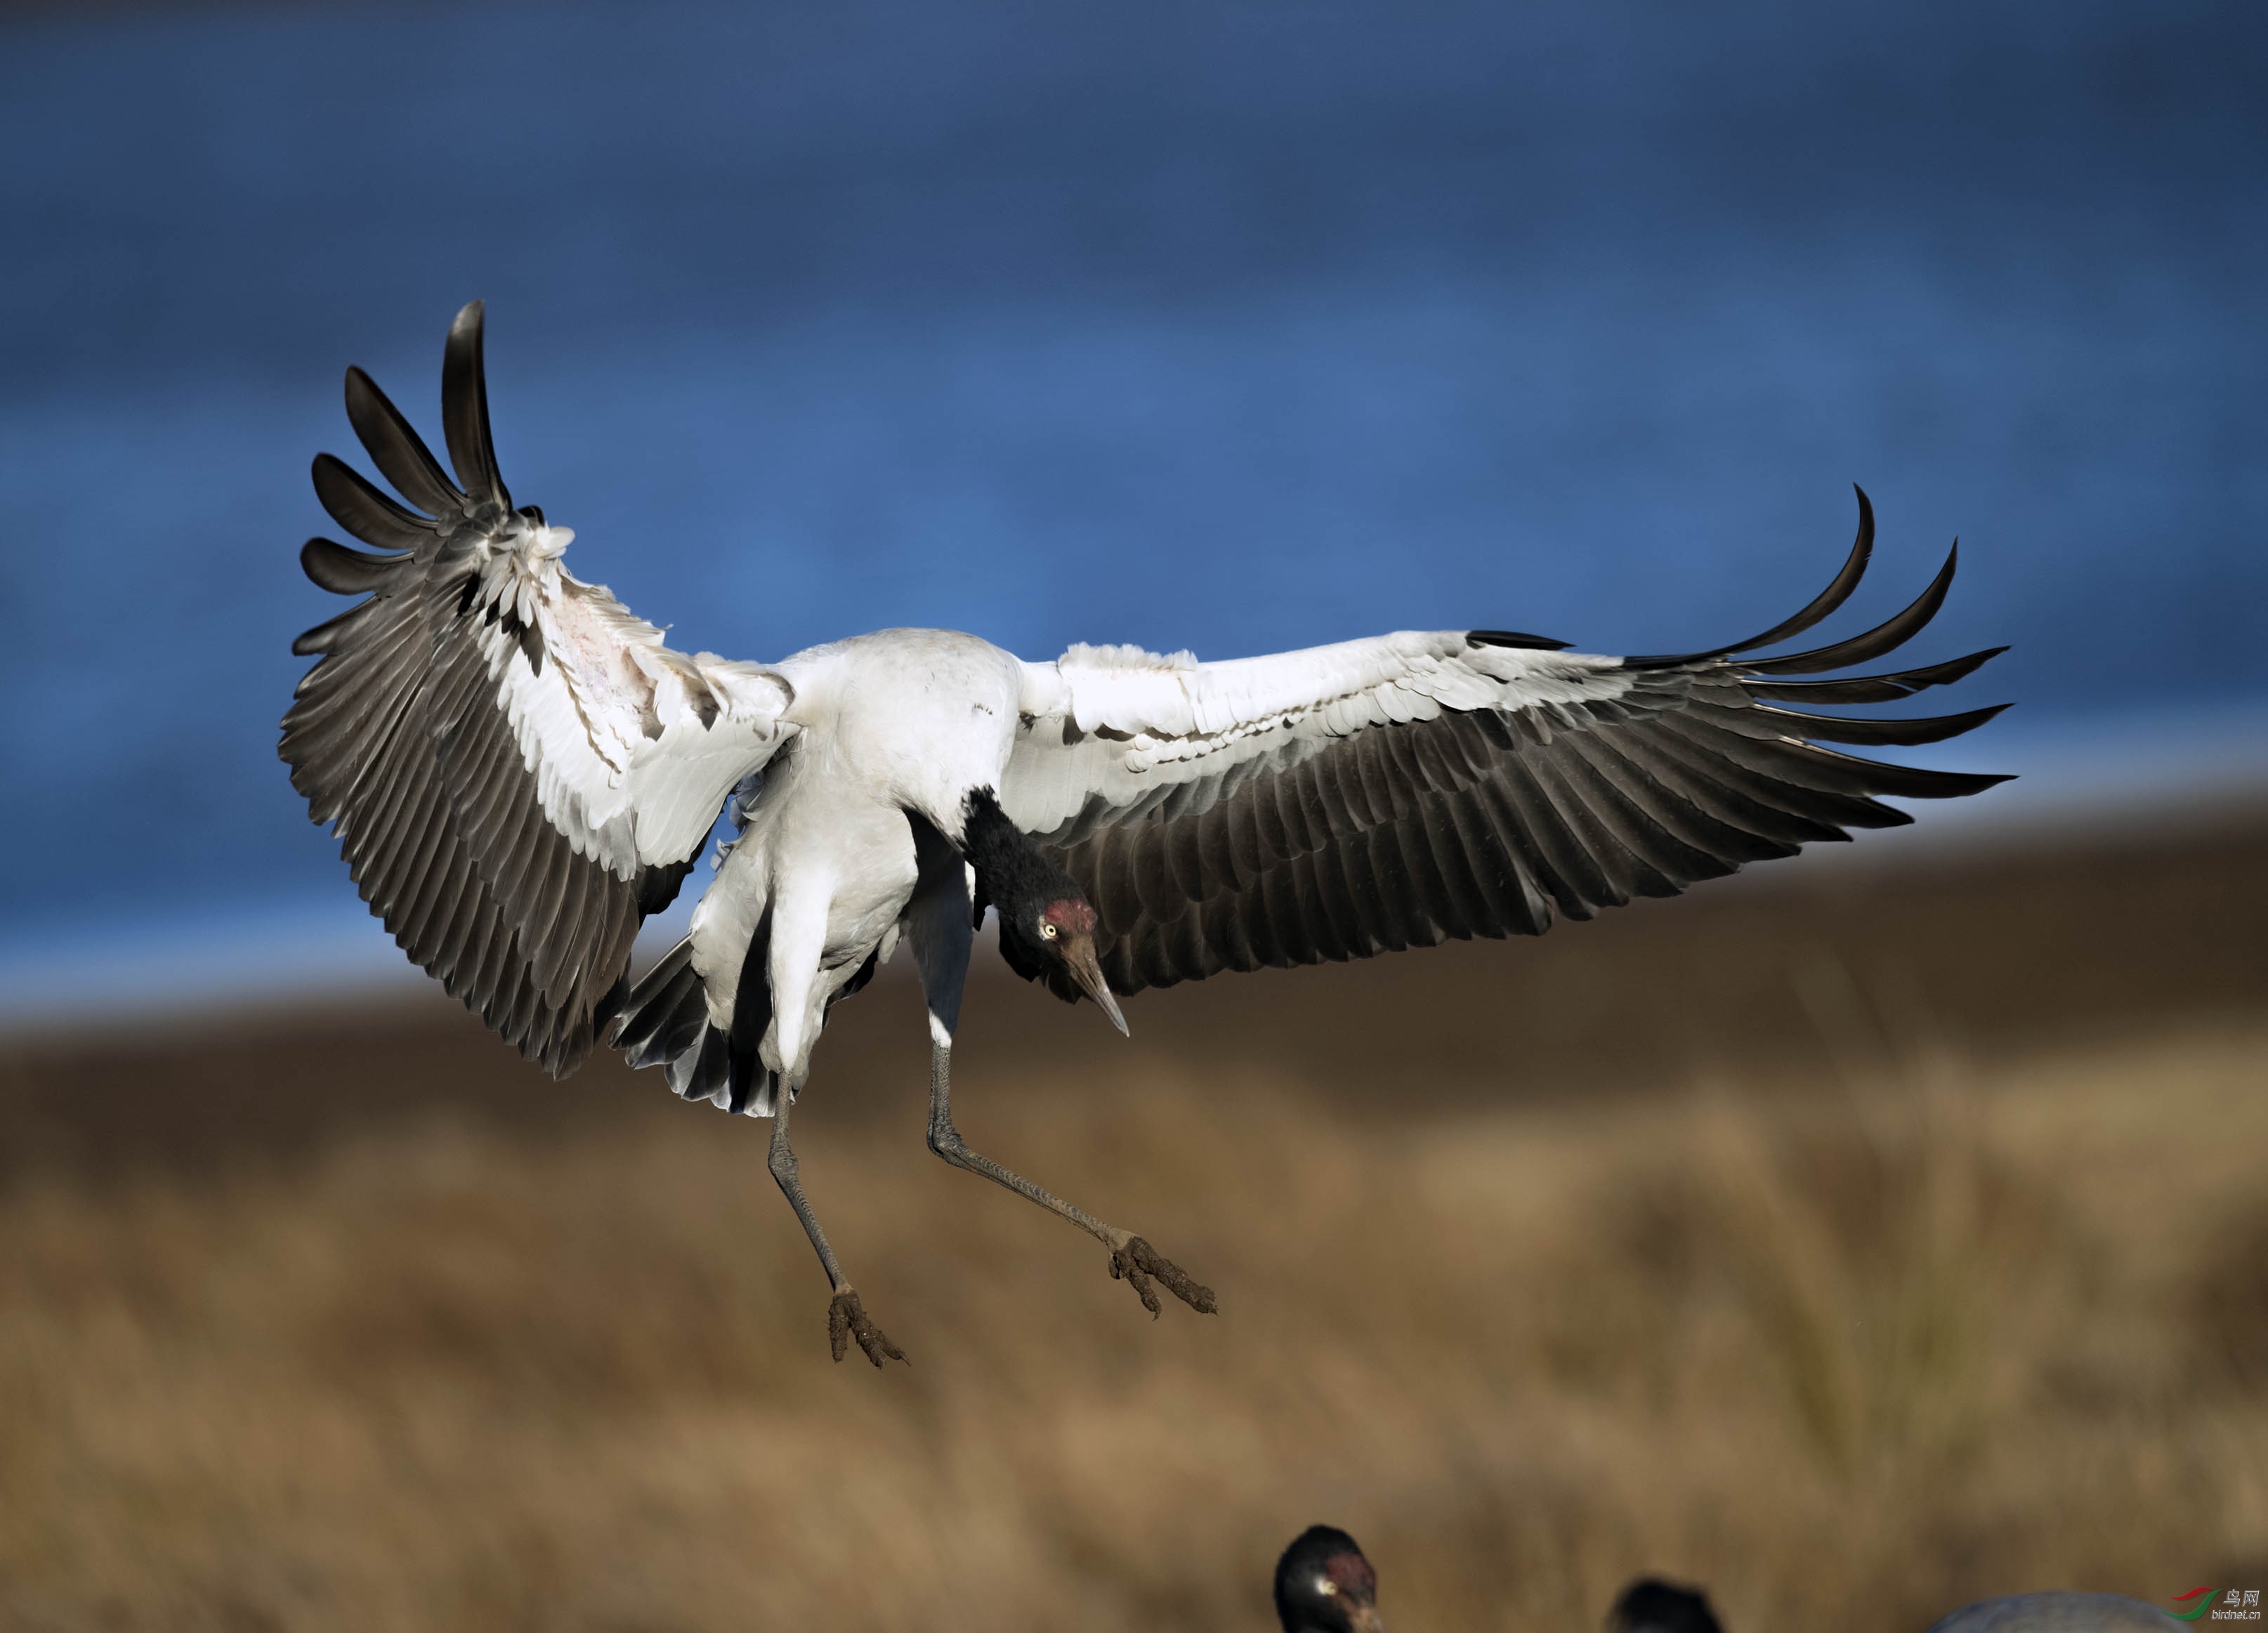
[1,811,2263,1632]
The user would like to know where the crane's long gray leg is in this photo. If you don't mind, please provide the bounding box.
[903,815,1214,1319]
[766,1070,905,1367]
[735,899,901,1367]
[923,1033,1216,1316]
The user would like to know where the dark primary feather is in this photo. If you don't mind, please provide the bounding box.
[440,301,512,511]
[1624,483,1875,667]
[1741,645,2005,704]
[299,535,406,596]
[310,452,430,553]
[1731,544,1962,677]
[343,362,458,517]
[1041,491,2010,996]
[279,301,697,1075]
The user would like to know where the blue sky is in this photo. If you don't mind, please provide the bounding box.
[1,0,2262,950]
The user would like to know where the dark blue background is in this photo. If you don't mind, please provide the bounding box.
[4,0,2263,943]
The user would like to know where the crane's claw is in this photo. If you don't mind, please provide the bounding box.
[827,1288,907,1367]
[1108,1235,1218,1318]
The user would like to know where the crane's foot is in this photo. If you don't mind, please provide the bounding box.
[1108,1233,1218,1318]
[827,1287,907,1367]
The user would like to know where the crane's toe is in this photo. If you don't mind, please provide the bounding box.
[827,1287,907,1367]
[1108,1234,1219,1318]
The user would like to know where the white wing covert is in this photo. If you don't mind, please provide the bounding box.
[999,492,2010,995]
[280,303,792,1072]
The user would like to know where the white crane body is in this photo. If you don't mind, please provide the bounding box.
[691,628,1025,1097]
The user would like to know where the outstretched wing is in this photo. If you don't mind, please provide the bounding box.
[280,302,792,1072]
[1000,490,2009,995]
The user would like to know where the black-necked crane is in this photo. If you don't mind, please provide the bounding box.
[280,303,2010,1364]
[1274,1527,1386,1633]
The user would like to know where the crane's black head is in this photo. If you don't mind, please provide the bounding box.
[1608,1578,1724,1633]
[1274,1526,1384,1633]
[960,789,1129,1035]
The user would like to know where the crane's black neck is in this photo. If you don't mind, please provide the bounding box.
[957,788,1076,919]
[957,788,1090,1002]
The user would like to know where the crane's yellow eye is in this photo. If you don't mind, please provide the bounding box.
[1040,921,1058,939]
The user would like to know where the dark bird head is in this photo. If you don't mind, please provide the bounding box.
[1608,1577,1725,1633]
[1274,1526,1385,1633]
[961,790,1128,1035]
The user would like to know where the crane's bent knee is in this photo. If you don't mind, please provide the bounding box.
[767,1135,801,1186]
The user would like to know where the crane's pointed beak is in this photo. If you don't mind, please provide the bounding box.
[1064,937,1129,1037]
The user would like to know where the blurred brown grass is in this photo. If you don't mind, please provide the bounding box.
[1,813,2264,1632]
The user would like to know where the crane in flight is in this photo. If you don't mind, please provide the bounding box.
[281,303,2009,1365]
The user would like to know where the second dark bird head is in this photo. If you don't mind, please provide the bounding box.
[1274,1526,1386,1633]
